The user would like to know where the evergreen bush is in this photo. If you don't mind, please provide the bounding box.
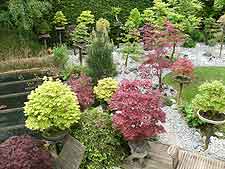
[87,29,116,84]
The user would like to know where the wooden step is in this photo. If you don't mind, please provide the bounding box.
[0,78,43,95]
[0,108,24,128]
[0,68,54,83]
[145,159,172,169]
[0,92,29,110]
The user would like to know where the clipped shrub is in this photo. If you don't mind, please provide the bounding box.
[53,11,68,27]
[0,135,53,169]
[192,80,225,116]
[77,10,95,25]
[52,44,69,69]
[87,30,116,84]
[109,80,166,141]
[61,64,89,80]
[94,77,118,102]
[171,57,194,77]
[71,108,128,169]
[24,77,81,131]
[68,74,94,110]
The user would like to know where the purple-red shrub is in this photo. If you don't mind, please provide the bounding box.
[109,80,166,141]
[0,135,53,169]
[171,58,194,77]
[68,74,94,110]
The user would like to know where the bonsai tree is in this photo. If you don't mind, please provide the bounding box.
[53,11,68,28]
[0,135,53,169]
[109,80,165,163]
[111,7,122,47]
[217,14,225,57]
[94,77,118,102]
[37,21,51,48]
[53,11,68,43]
[171,57,194,104]
[121,41,144,67]
[67,74,94,111]
[192,80,225,149]
[24,77,81,136]
[71,10,95,64]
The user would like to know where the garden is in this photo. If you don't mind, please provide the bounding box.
[1,0,225,169]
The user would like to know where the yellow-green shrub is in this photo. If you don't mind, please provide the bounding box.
[94,77,118,102]
[24,77,81,131]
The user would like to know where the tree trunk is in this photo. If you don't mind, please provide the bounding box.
[171,42,176,61]
[204,124,214,150]
[219,32,224,58]
[79,47,82,65]
[59,31,62,44]
[159,70,162,90]
[125,54,129,67]
[177,82,183,105]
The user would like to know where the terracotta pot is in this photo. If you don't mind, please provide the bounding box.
[197,110,225,125]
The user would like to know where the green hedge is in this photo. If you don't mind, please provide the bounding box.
[60,0,152,23]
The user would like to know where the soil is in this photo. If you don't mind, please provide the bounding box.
[200,111,225,121]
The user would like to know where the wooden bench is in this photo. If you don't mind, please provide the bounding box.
[167,144,225,169]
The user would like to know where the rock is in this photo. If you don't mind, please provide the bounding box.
[203,51,212,57]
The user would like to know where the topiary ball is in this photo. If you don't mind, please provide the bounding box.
[94,77,118,102]
[24,77,81,131]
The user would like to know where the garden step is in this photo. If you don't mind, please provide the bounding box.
[0,107,24,128]
[0,68,54,83]
[0,92,29,110]
[0,78,43,95]
[145,159,172,169]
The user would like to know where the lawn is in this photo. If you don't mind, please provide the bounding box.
[163,67,225,103]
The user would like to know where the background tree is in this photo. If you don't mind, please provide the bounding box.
[8,0,51,32]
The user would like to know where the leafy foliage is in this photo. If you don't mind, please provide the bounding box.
[124,8,143,31]
[52,44,69,69]
[142,24,171,89]
[77,10,95,25]
[192,80,225,114]
[87,29,116,84]
[72,108,128,169]
[171,58,194,77]
[24,77,81,131]
[181,104,205,128]
[71,23,90,44]
[94,77,118,102]
[0,135,53,169]
[68,74,94,110]
[109,80,166,141]
[53,11,68,27]
[8,0,51,31]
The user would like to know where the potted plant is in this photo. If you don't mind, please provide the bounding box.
[192,80,225,125]
[171,57,194,105]
[53,11,68,43]
[192,80,225,149]
[24,77,81,141]
[109,80,166,167]
[38,21,51,48]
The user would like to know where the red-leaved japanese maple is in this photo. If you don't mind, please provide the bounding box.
[164,21,184,60]
[172,57,194,77]
[171,58,194,104]
[109,80,166,141]
[0,135,53,169]
[68,74,94,111]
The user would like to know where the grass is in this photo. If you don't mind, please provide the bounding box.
[163,67,225,103]
[0,28,45,61]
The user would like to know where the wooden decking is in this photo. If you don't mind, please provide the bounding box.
[123,142,225,169]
